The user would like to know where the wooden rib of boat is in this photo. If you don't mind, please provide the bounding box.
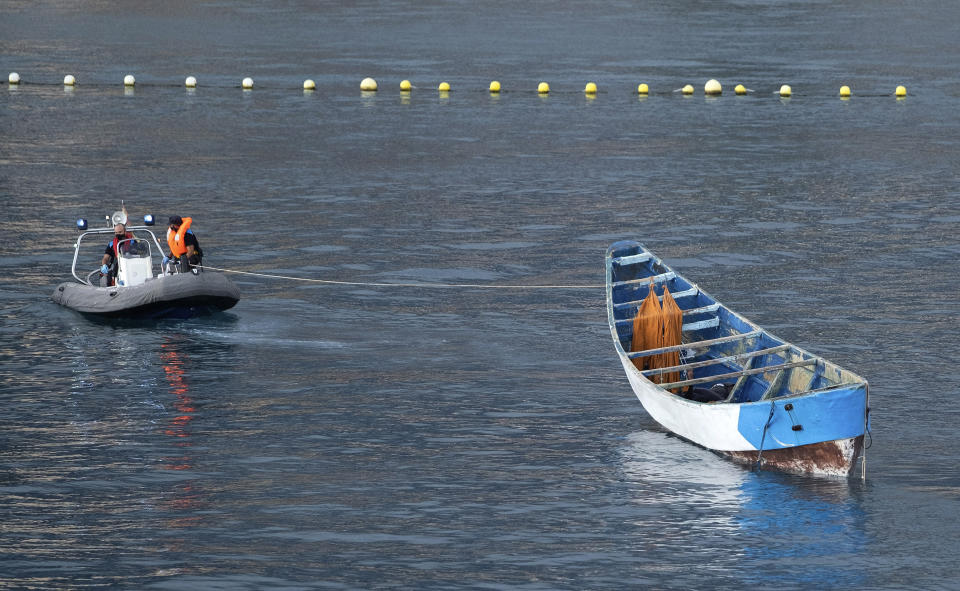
[605,240,870,477]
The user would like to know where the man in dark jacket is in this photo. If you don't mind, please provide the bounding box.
[100,223,133,286]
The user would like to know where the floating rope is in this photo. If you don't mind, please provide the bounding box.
[201,265,603,290]
[862,383,871,480]
[755,401,776,470]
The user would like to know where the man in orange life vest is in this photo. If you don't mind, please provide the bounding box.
[165,215,203,271]
[100,223,134,286]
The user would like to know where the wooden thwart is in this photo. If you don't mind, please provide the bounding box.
[610,271,676,288]
[681,318,720,332]
[615,317,719,332]
[613,286,698,309]
[658,359,818,390]
[641,344,793,377]
[614,303,721,326]
[611,253,653,266]
[627,330,763,359]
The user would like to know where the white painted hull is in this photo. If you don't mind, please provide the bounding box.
[618,353,752,451]
[606,240,869,477]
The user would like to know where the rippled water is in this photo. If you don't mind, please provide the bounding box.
[2,1,960,589]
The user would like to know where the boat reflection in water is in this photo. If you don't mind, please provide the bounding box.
[617,430,868,586]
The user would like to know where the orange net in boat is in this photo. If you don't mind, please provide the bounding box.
[631,281,685,390]
[659,285,684,391]
[631,280,663,372]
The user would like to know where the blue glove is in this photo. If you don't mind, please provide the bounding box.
[101,264,109,274]
[162,256,170,266]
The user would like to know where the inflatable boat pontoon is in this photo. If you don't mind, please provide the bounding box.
[52,211,240,319]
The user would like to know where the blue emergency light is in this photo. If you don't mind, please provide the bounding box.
[76,218,88,231]
[144,214,155,226]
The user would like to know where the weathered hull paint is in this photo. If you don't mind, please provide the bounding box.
[619,350,866,476]
[722,435,864,476]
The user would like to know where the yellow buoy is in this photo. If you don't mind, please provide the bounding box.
[704,79,722,95]
[400,79,412,91]
[895,85,906,97]
[779,84,792,97]
[360,77,378,91]
[123,74,136,87]
[8,72,20,84]
[839,85,851,98]
[734,84,746,95]
[303,79,316,90]
[637,83,649,94]
[438,81,450,92]
[489,80,501,93]
[64,74,76,86]
[584,82,597,94]
[185,76,197,88]
[537,82,550,94]
[242,77,254,89]
[681,84,694,95]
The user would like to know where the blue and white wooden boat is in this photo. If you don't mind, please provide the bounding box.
[606,240,870,476]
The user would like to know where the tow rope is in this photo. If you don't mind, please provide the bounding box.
[200,265,602,290]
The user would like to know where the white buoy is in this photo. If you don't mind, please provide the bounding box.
[242,77,254,89]
[8,72,20,84]
[704,79,722,95]
[779,84,792,97]
[303,79,316,90]
[123,74,135,86]
[185,76,197,88]
[64,74,76,86]
[681,84,694,95]
[360,77,378,91]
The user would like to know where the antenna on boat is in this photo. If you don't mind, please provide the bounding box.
[110,201,128,226]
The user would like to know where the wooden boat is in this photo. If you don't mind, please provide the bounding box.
[606,240,870,477]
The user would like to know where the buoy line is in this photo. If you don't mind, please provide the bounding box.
[201,265,602,290]
[4,73,910,98]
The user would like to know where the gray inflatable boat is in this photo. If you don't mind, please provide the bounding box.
[52,213,240,319]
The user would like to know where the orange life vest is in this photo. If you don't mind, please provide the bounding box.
[166,217,193,257]
[110,232,134,258]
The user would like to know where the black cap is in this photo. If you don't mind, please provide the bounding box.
[169,216,183,226]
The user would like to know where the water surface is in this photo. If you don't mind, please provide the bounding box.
[2,1,959,589]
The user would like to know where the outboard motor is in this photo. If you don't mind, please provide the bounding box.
[116,238,153,286]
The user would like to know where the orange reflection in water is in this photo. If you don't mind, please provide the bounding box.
[158,337,212,539]
[160,341,194,471]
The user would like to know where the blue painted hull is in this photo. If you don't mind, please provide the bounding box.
[606,240,870,476]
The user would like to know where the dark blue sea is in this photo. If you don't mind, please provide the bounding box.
[2,1,959,589]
